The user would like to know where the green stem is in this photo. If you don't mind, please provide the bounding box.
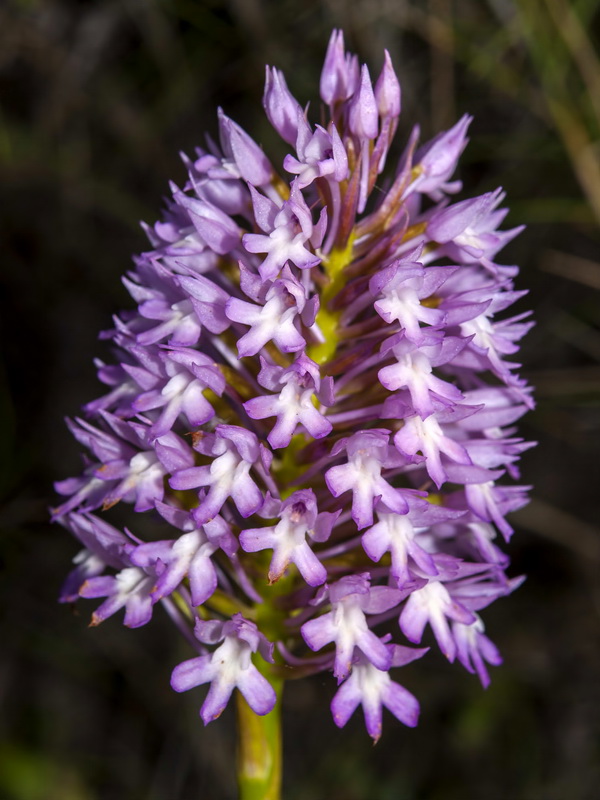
[236,677,283,800]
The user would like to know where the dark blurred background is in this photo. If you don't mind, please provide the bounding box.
[1,1,600,798]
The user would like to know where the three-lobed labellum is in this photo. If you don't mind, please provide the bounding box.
[54,30,534,739]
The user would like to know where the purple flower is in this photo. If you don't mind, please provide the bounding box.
[399,577,475,661]
[263,66,303,146]
[244,354,333,448]
[171,615,276,724]
[242,181,321,281]
[239,489,337,586]
[80,566,157,629]
[301,574,402,681]
[393,411,473,489]
[130,501,237,606]
[169,425,267,525]
[131,347,225,438]
[362,499,464,588]
[55,30,533,738]
[57,512,133,602]
[326,429,424,529]
[218,109,274,188]
[378,333,465,418]
[331,645,426,741]
[409,114,472,199]
[54,414,195,515]
[427,188,524,267]
[370,255,454,342]
[284,117,349,190]
[320,29,359,106]
[452,616,503,688]
[226,267,309,356]
[375,50,401,120]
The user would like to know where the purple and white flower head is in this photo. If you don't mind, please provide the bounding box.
[55,30,533,740]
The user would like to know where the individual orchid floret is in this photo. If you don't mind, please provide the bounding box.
[171,614,277,724]
[180,148,251,219]
[131,347,226,439]
[349,64,379,212]
[301,574,401,681]
[57,511,134,602]
[263,66,304,146]
[62,413,136,471]
[58,511,133,569]
[60,550,108,604]
[370,50,401,175]
[462,434,535,477]
[174,190,241,256]
[239,489,338,586]
[130,501,237,606]
[320,29,359,106]
[378,333,465,418]
[452,615,502,688]
[427,188,524,265]
[375,50,401,120]
[169,424,267,525]
[393,412,472,489]
[408,114,472,199]
[55,414,195,514]
[458,386,531,434]
[464,480,531,541]
[123,262,227,348]
[131,293,202,349]
[226,268,309,357]
[84,359,138,417]
[331,645,426,741]
[369,254,455,342]
[399,578,475,661]
[433,279,496,331]
[348,64,379,142]
[362,499,465,588]
[284,116,349,189]
[244,354,334,448]
[80,565,157,629]
[448,569,526,614]
[326,429,421,529]
[100,418,196,512]
[140,193,196,249]
[57,513,154,628]
[457,306,534,385]
[242,180,321,280]
[174,272,231,334]
[217,108,274,188]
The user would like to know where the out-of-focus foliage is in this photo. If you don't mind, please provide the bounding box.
[1,1,599,798]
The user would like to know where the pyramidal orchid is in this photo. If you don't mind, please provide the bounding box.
[54,30,534,799]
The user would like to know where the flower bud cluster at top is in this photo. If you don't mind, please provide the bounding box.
[54,30,534,741]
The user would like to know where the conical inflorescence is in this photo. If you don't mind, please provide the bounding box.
[54,30,534,740]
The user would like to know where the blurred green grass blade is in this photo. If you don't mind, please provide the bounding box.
[0,743,94,800]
